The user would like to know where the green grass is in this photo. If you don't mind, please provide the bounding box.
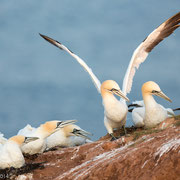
[173,114,180,126]
[174,114,180,120]
[132,128,163,141]
[175,121,180,127]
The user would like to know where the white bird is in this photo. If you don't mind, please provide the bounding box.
[18,120,77,155]
[0,135,38,169]
[40,12,180,140]
[129,90,180,127]
[130,81,173,128]
[46,124,92,149]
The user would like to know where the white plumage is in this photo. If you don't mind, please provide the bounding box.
[131,100,175,127]
[131,81,172,128]
[0,135,38,169]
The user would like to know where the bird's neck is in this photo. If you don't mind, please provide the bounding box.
[101,89,117,101]
[101,90,120,108]
[35,127,49,139]
[8,140,21,148]
[143,93,157,109]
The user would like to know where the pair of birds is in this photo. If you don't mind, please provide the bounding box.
[0,120,91,169]
[18,119,92,154]
[40,12,180,140]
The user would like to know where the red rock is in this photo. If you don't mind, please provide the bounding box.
[16,118,180,180]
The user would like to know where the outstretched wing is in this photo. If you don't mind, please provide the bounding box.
[40,34,101,93]
[122,12,180,95]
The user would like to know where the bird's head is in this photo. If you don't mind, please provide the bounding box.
[40,120,77,138]
[142,81,172,102]
[9,135,39,146]
[101,80,129,101]
[63,124,92,139]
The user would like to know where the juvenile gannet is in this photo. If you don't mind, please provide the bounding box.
[46,124,92,149]
[130,81,172,128]
[0,135,38,169]
[40,12,180,140]
[18,120,77,155]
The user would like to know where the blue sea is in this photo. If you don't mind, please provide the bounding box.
[0,1,179,140]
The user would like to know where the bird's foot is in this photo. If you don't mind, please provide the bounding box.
[110,133,118,141]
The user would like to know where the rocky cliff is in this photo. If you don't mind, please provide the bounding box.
[2,116,180,180]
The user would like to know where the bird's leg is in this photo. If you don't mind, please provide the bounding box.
[122,125,130,137]
[122,125,127,136]
[110,133,117,141]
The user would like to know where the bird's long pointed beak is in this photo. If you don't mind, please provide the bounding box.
[154,91,172,103]
[79,129,93,136]
[56,120,77,129]
[24,137,39,143]
[72,129,92,140]
[112,89,129,102]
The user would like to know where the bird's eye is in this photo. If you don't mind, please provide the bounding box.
[73,128,80,133]
[110,88,116,92]
[152,90,160,93]
[57,121,62,127]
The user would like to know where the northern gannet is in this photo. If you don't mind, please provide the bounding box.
[130,81,172,128]
[40,12,180,140]
[0,135,38,169]
[128,100,180,127]
[46,124,92,149]
[18,120,77,155]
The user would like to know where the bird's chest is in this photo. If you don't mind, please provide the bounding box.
[145,105,167,127]
[104,101,127,122]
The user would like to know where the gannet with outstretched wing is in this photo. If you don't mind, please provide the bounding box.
[40,12,180,140]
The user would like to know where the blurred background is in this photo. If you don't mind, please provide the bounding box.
[0,1,179,140]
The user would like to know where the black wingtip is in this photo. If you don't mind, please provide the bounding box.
[39,33,45,38]
[39,33,62,49]
[173,108,180,111]
[39,33,51,41]
[128,103,143,108]
[128,108,133,112]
